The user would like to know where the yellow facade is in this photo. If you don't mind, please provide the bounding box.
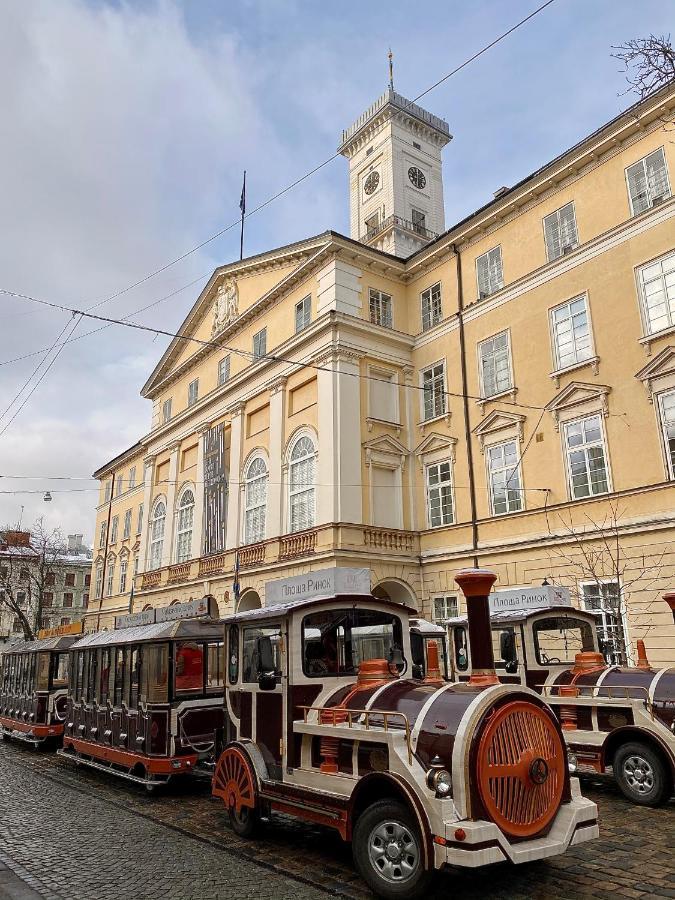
[89,83,675,666]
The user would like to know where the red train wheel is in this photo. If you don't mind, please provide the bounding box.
[212,746,259,837]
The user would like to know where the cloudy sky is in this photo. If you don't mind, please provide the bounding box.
[0,0,671,543]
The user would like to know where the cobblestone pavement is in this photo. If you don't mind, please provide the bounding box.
[0,739,673,900]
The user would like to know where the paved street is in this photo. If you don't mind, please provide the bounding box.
[0,739,673,900]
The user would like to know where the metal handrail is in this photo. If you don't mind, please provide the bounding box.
[540,683,655,719]
[299,705,413,764]
[360,215,439,244]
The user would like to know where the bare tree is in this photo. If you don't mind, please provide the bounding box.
[612,34,675,128]
[0,520,67,641]
[545,500,667,666]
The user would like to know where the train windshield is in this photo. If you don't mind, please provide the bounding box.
[533,616,596,665]
[302,609,404,677]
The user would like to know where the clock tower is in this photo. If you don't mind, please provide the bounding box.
[339,84,452,257]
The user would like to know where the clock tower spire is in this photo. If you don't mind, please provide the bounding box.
[338,82,452,257]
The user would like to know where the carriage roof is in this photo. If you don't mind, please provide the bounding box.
[70,617,223,649]
[3,634,81,654]
[443,605,599,627]
[223,593,418,626]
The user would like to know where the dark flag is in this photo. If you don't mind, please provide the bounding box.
[239,170,246,260]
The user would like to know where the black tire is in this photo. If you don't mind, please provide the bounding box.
[229,804,260,838]
[613,741,671,807]
[352,800,433,900]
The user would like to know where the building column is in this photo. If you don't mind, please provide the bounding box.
[403,365,416,531]
[267,378,286,539]
[137,455,155,574]
[225,404,245,550]
[161,442,181,568]
[193,424,210,559]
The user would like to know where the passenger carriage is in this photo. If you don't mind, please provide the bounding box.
[0,627,79,746]
[212,569,598,899]
[444,599,675,806]
[58,596,224,790]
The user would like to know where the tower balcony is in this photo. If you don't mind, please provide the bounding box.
[360,214,438,246]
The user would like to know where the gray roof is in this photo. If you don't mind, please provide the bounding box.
[224,593,417,625]
[410,617,446,635]
[70,617,223,648]
[444,605,599,626]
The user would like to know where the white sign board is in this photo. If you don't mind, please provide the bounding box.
[155,595,217,623]
[115,608,156,629]
[266,567,371,607]
[489,585,571,614]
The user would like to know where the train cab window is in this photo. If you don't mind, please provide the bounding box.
[228,625,239,685]
[533,616,595,666]
[50,652,69,689]
[174,642,204,695]
[492,627,519,673]
[302,609,404,678]
[453,627,469,672]
[242,626,282,684]
[411,634,449,679]
[206,642,224,692]
[142,643,169,703]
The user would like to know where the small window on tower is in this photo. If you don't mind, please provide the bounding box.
[365,212,380,238]
[411,209,426,236]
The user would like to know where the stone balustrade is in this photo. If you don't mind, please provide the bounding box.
[198,553,227,577]
[239,543,266,568]
[278,529,318,560]
[167,562,191,584]
[363,527,416,553]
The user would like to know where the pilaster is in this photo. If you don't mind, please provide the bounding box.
[267,378,287,539]
[193,424,211,558]
[137,455,155,574]
[161,443,181,568]
[225,404,245,550]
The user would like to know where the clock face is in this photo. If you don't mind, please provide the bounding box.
[364,170,380,196]
[408,166,426,189]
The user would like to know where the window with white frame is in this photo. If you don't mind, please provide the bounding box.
[476,246,504,298]
[115,478,123,497]
[543,202,578,261]
[104,480,112,502]
[95,565,103,599]
[119,557,128,594]
[433,595,458,622]
[487,440,523,515]
[289,435,316,532]
[253,328,267,359]
[106,560,115,597]
[658,390,675,479]
[479,331,512,398]
[148,500,166,569]
[637,250,675,335]
[244,457,268,544]
[187,380,199,407]
[626,147,670,216]
[128,466,136,489]
[110,516,118,544]
[218,355,231,385]
[369,289,393,328]
[426,461,454,527]
[421,362,446,420]
[563,415,609,499]
[421,283,442,331]
[162,398,172,423]
[581,580,627,666]
[137,503,143,535]
[295,295,311,333]
[98,522,106,548]
[550,295,593,371]
[175,490,195,563]
[123,509,132,540]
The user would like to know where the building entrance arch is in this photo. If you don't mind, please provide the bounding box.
[236,589,262,613]
[372,578,417,608]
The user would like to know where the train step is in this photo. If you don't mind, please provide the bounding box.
[56,748,171,789]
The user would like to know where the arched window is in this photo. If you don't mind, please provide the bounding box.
[289,435,316,533]
[175,489,195,563]
[244,457,268,544]
[148,500,166,570]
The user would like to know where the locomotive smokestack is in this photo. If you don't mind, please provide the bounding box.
[455,568,499,686]
[664,591,675,626]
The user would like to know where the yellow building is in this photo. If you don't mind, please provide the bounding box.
[89,82,675,666]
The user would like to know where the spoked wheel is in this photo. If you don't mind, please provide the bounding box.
[614,742,670,807]
[212,746,260,837]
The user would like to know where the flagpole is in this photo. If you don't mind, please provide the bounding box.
[239,170,246,261]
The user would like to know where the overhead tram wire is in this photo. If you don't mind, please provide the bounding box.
[65,0,561,314]
[0,288,550,413]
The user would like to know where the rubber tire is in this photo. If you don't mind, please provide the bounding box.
[229,804,260,838]
[352,800,433,900]
[613,741,671,807]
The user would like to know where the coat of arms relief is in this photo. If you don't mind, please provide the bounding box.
[212,279,239,336]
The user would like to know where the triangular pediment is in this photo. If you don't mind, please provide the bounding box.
[363,434,408,456]
[414,432,457,456]
[473,409,526,437]
[546,381,610,413]
[635,345,675,399]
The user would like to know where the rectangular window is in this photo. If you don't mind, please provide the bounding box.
[162,398,172,423]
[411,208,426,235]
[368,368,398,424]
[83,593,89,608]
[479,331,512,398]
[426,461,454,527]
[421,283,442,331]
[106,563,115,597]
[119,557,128,594]
[658,390,675,479]
[128,466,136,489]
[487,440,523,515]
[137,504,143,535]
[371,466,400,529]
[16,591,26,606]
[110,516,118,544]
[175,641,205,695]
[63,593,73,608]
[433,595,458,622]
[99,522,106,548]
[85,574,91,587]
[364,211,380,237]
[564,415,609,499]
[543,202,578,261]
[65,573,75,587]
[476,246,504,298]
[43,592,53,607]
[253,328,267,360]
[550,295,593,371]
[421,362,446,420]
[123,509,132,540]
[637,250,675,336]
[295,295,311,333]
[95,567,103,600]
[581,581,627,666]
[46,572,56,586]
[626,147,670,216]
[115,478,123,497]
[103,480,112,502]
[369,289,393,328]
[187,379,199,407]
[218,355,231,385]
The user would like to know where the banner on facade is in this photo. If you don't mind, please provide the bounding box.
[203,423,227,556]
[37,621,84,639]
[266,567,371,607]
[489,585,571,614]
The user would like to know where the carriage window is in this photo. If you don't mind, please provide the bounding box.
[228,625,239,685]
[242,626,282,683]
[492,628,519,671]
[76,652,86,699]
[50,653,69,689]
[533,616,595,666]
[99,649,111,703]
[129,647,141,707]
[206,642,224,692]
[302,609,404,678]
[88,650,99,701]
[453,627,469,672]
[142,643,169,703]
[175,642,204,695]
[114,648,126,706]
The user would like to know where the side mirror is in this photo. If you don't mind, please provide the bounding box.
[256,636,277,691]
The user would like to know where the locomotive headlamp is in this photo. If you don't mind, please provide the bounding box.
[427,761,452,796]
[567,750,578,774]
